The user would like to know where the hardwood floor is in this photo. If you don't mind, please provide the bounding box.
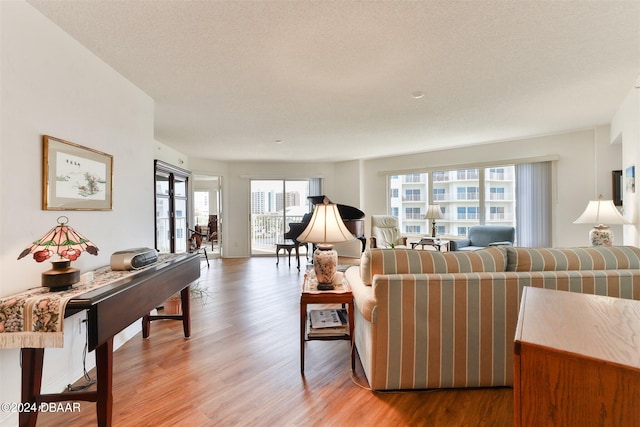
[38,257,513,426]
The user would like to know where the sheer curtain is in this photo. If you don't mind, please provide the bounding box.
[309,177,322,198]
[515,161,552,247]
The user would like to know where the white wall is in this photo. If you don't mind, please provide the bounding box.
[0,3,156,425]
[360,127,622,248]
[611,85,640,245]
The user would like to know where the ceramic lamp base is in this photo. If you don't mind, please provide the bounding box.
[42,259,79,291]
[313,244,338,289]
[589,224,614,246]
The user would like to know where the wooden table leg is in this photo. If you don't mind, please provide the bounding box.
[142,313,151,338]
[300,302,306,373]
[20,348,44,427]
[180,285,191,338]
[348,301,355,371]
[95,338,113,427]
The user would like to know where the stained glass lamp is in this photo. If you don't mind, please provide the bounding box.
[17,216,99,291]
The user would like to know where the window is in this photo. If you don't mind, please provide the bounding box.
[490,187,505,200]
[250,180,311,255]
[490,206,505,220]
[155,160,190,253]
[391,188,399,198]
[405,207,421,220]
[404,189,421,201]
[194,191,210,226]
[388,165,515,238]
[405,225,421,233]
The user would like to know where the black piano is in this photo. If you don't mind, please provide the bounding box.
[285,196,366,250]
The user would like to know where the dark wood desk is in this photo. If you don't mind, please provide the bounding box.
[20,253,200,427]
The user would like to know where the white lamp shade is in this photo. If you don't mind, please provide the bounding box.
[425,205,443,220]
[573,199,629,225]
[297,202,355,244]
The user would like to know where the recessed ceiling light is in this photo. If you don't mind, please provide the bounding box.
[412,91,424,99]
[275,140,284,144]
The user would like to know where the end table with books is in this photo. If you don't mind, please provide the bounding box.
[300,268,355,374]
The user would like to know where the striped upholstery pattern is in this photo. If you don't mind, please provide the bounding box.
[359,247,507,285]
[366,269,640,390]
[349,245,640,391]
[506,246,640,272]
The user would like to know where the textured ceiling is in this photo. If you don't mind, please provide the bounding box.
[27,0,640,162]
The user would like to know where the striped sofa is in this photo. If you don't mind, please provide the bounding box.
[344,246,640,391]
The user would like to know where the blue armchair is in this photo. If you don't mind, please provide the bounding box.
[450,225,515,251]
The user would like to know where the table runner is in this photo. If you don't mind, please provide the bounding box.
[0,254,179,349]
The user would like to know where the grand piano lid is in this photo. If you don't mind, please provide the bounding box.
[308,195,365,220]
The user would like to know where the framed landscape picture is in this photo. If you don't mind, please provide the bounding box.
[42,135,113,210]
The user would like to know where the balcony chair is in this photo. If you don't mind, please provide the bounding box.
[370,215,408,248]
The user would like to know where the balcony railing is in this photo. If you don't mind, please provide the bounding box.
[251,213,306,253]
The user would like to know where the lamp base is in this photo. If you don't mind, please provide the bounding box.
[589,224,614,246]
[42,259,80,291]
[313,244,338,290]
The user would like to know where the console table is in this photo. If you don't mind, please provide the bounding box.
[18,253,200,427]
[514,287,640,426]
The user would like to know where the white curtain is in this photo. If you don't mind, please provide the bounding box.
[515,161,552,247]
[309,177,322,199]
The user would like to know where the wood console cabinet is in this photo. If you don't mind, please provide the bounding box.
[514,287,640,427]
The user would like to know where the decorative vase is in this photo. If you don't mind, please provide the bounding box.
[590,225,613,246]
[313,244,338,288]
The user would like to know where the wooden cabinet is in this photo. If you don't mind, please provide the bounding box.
[514,287,640,426]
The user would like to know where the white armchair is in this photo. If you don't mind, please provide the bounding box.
[370,215,407,248]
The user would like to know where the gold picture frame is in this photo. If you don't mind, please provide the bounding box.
[42,135,113,210]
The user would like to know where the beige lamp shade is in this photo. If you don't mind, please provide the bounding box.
[425,204,443,237]
[297,198,353,288]
[297,199,355,245]
[425,205,444,220]
[573,198,629,225]
[574,197,629,246]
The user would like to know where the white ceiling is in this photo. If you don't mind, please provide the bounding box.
[28,0,640,163]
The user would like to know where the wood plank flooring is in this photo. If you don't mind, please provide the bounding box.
[38,257,513,426]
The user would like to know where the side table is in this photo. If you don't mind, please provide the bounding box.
[300,271,354,374]
[411,237,450,252]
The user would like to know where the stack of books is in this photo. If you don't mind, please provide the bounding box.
[307,308,348,337]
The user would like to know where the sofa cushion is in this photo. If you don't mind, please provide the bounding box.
[506,246,640,272]
[359,247,507,285]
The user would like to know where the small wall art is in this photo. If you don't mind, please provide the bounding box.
[42,135,113,210]
[626,165,635,194]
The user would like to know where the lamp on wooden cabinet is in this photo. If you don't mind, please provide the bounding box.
[297,198,354,290]
[573,195,629,246]
[17,216,99,291]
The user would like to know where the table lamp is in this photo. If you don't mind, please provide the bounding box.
[297,197,354,290]
[425,205,443,238]
[573,195,629,246]
[17,216,99,291]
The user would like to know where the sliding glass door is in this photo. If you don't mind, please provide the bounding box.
[250,180,310,255]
